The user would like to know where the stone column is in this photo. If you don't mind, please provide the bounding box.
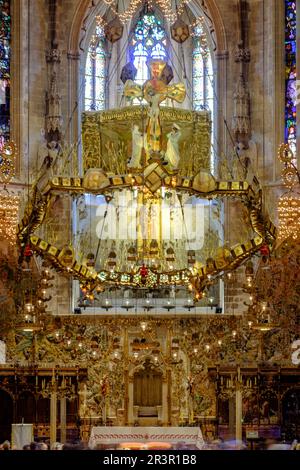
[50,390,57,446]
[235,388,243,444]
[60,396,67,444]
[228,396,236,439]
[162,377,168,425]
[167,369,172,426]
[215,51,229,173]
[127,376,134,425]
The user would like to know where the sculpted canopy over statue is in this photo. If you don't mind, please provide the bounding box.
[124,60,186,162]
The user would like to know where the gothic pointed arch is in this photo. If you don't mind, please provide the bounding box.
[68,0,226,58]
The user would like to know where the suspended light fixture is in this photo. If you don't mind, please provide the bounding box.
[107,250,117,269]
[127,245,137,262]
[104,17,124,43]
[170,18,190,43]
[166,247,175,263]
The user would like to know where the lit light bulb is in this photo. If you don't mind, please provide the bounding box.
[227,272,232,279]
[92,351,97,357]
[248,321,253,328]
[114,351,119,358]
[67,340,71,346]
[133,352,139,359]
[232,330,237,337]
[173,352,178,359]
[249,295,253,302]
[78,342,83,348]
[205,344,210,351]
[193,347,198,354]
[217,340,222,346]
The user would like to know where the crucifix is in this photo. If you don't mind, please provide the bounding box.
[124,60,186,162]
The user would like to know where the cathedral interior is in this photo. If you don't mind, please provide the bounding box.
[0,0,299,451]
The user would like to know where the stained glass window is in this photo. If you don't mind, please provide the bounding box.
[192,23,214,170]
[84,26,106,111]
[0,0,11,149]
[192,24,214,115]
[285,1,296,156]
[130,10,167,86]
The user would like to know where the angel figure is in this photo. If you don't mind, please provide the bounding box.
[127,125,146,169]
[165,124,181,169]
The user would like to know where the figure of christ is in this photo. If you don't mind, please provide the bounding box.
[124,60,186,160]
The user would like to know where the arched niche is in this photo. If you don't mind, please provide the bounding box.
[259,390,279,425]
[128,356,167,425]
[133,359,163,409]
[282,388,300,440]
[16,391,36,424]
[0,389,14,442]
[68,0,226,57]
[37,397,50,424]
[66,0,228,166]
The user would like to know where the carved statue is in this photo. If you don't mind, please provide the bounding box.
[236,139,257,181]
[37,129,49,170]
[46,70,62,134]
[165,123,181,169]
[127,125,145,169]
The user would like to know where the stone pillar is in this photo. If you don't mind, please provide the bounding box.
[60,396,67,444]
[162,377,168,425]
[228,396,235,439]
[235,388,243,443]
[50,391,57,446]
[127,377,134,425]
[215,51,229,174]
[167,369,172,426]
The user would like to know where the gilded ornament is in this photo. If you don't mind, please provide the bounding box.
[192,171,216,193]
[83,168,110,191]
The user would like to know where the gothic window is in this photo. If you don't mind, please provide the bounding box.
[84,26,106,111]
[0,0,11,149]
[192,24,214,115]
[285,0,296,156]
[130,10,167,86]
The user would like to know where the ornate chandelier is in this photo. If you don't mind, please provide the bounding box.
[277,143,300,242]
[17,56,276,303]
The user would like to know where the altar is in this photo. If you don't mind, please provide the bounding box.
[88,427,205,450]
